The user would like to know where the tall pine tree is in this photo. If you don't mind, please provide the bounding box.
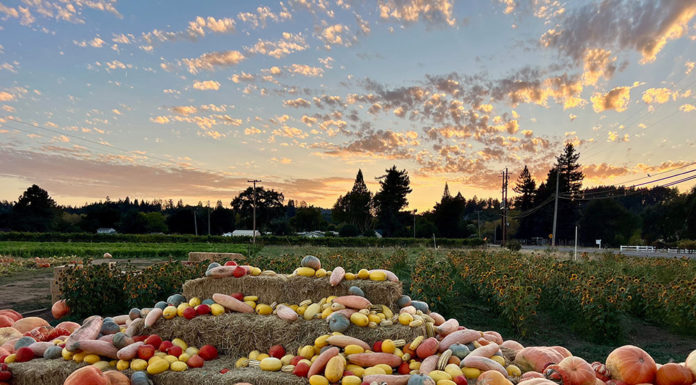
[513,166,536,239]
[332,170,373,232]
[374,166,412,237]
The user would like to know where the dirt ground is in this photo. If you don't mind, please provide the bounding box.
[0,258,167,322]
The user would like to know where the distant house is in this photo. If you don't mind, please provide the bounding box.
[97,228,117,234]
[223,230,261,237]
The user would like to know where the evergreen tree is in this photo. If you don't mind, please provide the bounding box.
[373,166,412,237]
[332,170,373,232]
[513,166,536,239]
[433,184,467,238]
[11,185,59,232]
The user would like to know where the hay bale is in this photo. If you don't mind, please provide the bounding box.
[8,358,305,385]
[188,252,245,263]
[8,359,84,385]
[182,275,403,310]
[134,312,426,358]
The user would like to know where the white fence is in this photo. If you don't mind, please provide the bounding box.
[620,245,696,254]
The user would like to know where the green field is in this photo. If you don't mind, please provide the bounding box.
[0,241,249,259]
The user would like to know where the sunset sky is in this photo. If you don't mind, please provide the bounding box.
[1,0,695,211]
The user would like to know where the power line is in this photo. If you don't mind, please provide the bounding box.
[562,167,696,198]
[559,173,696,201]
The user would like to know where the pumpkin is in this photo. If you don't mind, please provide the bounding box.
[686,350,696,379]
[301,255,321,270]
[328,313,350,332]
[655,363,692,385]
[12,317,49,334]
[64,365,109,385]
[605,345,656,385]
[407,374,437,385]
[478,370,514,385]
[0,316,13,328]
[515,347,571,373]
[0,310,21,322]
[544,356,596,385]
[51,300,69,320]
[103,370,130,385]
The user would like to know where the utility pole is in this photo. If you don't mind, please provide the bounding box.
[207,200,211,236]
[574,225,578,261]
[552,166,560,247]
[193,208,198,236]
[247,179,262,245]
[501,168,508,245]
[412,209,417,238]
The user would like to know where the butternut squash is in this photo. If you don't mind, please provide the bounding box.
[327,335,371,351]
[212,293,254,313]
[347,352,402,367]
[308,347,339,377]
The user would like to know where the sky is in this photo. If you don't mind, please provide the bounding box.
[0,0,695,211]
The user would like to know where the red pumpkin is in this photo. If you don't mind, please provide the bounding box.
[605,345,657,385]
[51,300,69,320]
[63,365,109,385]
[0,317,13,328]
[545,356,596,385]
[655,363,692,385]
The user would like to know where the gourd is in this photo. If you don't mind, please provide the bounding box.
[301,255,321,270]
[544,356,596,385]
[515,346,571,373]
[63,365,109,385]
[103,371,130,385]
[605,345,657,385]
[328,313,350,332]
[655,363,693,385]
[324,355,346,382]
[347,352,402,367]
[439,330,481,352]
[326,335,371,351]
[12,317,50,334]
[51,300,69,320]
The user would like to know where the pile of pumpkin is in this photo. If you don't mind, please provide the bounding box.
[233,322,696,385]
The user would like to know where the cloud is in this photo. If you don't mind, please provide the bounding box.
[582,49,616,85]
[230,72,255,83]
[112,33,134,44]
[642,88,673,104]
[607,131,629,142]
[180,51,245,73]
[378,0,456,27]
[150,116,169,124]
[541,0,696,64]
[680,104,696,112]
[272,125,308,139]
[686,61,695,75]
[318,24,351,48]
[591,85,633,112]
[172,106,198,116]
[283,98,312,108]
[192,80,221,91]
[583,163,630,179]
[0,0,120,25]
[143,16,236,45]
[244,32,308,58]
[287,64,324,77]
[244,127,261,135]
[0,92,14,102]
[499,0,516,14]
[237,5,292,29]
[74,37,105,48]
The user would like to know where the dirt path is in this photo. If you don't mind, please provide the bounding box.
[0,258,167,320]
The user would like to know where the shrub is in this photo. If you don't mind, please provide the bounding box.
[677,239,696,250]
[505,240,521,251]
[338,224,360,237]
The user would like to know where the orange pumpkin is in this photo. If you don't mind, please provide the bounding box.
[0,317,13,328]
[592,362,611,382]
[0,310,22,322]
[516,347,572,372]
[63,366,109,385]
[605,345,657,385]
[51,300,69,320]
[545,356,596,385]
[103,370,130,385]
[12,317,49,334]
[655,363,693,385]
[478,370,514,385]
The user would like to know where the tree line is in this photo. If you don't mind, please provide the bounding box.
[1,145,694,246]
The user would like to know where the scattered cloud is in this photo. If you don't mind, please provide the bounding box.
[192,80,221,91]
[541,1,696,64]
[150,116,169,124]
[283,98,312,108]
[378,0,456,27]
[607,131,629,142]
[583,163,629,179]
[287,64,324,77]
[244,32,308,58]
[680,104,696,112]
[180,50,246,74]
[0,0,120,25]
[237,5,292,29]
[74,37,105,48]
[142,16,236,46]
[591,85,634,112]
[172,106,198,116]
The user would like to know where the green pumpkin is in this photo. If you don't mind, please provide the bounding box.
[449,344,470,359]
[43,345,63,359]
[300,255,321,270]
[328,313,350,332]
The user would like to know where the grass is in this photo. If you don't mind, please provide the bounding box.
[0,241,248,259]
